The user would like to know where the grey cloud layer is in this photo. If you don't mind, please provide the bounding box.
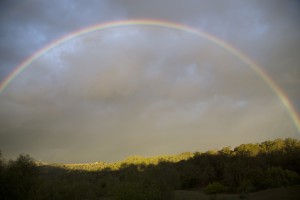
[1,27,297,162]
[0,0,299,163]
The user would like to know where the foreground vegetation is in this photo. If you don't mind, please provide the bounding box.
[1,138,300,199]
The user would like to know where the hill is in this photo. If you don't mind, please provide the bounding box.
[50,152,194,171]
[1,138,300,199]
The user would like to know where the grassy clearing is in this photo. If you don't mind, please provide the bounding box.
[172,185,300,200]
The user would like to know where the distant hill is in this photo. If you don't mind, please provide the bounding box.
[50,152,194,171]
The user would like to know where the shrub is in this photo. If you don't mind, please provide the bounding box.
[264,167,300,188]
[204,181,227,194]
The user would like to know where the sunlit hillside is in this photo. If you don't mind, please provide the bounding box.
[1,138,300,200]
[50,152,194,171]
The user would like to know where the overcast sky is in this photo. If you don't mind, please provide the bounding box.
[0,0,299,163]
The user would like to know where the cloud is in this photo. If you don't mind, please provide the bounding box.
[1,22,298,163]
[0,0,126,80]
[0,0,299,163]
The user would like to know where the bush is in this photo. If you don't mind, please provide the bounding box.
[204,181,227,194]
[264,167,300,188]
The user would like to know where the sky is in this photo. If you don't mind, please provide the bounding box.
[0,0,300,163]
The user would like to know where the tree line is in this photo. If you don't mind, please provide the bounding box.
[0,138,299,199]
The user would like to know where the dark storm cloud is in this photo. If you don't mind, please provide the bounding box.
[0,0,299,163]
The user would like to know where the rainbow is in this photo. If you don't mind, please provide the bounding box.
[0,19,299,133]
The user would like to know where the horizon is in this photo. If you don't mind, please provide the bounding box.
[2,137,298,164]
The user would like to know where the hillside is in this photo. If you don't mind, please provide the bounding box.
[50,152,194,171]
[1,138,300,200]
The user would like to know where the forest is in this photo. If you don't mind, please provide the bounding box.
[0,138,300,200]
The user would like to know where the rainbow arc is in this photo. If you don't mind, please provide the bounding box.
[0,19,299,133]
